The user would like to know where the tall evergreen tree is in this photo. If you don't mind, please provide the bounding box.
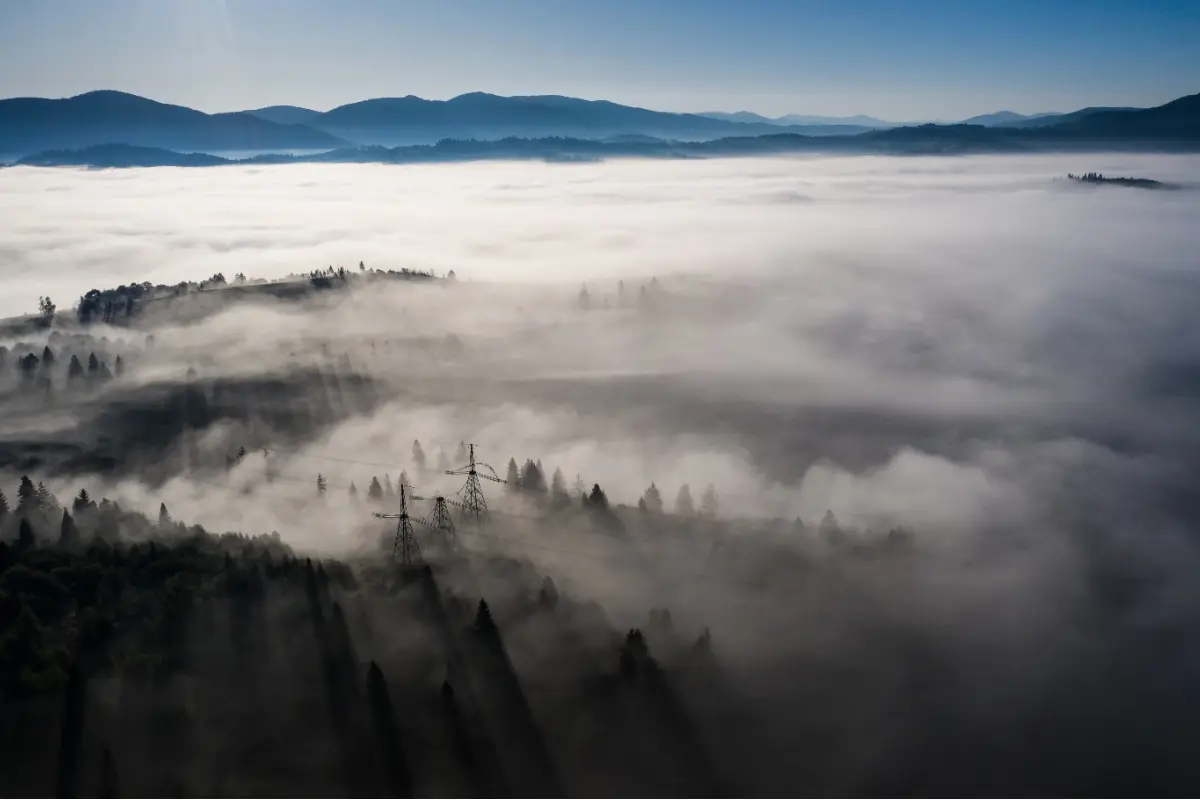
[368,476,384,501]
[16,475,37,515]
[700,484,719,519]
[41,344,56,370]
[56,664,87,798]
[87,353,100,378]
[349,481,358,500]
[0,487,8,516]
[589,484,609,510]
[59,509,76,547]
[412,440,426,473]
[675,484,695,516]
[36,481,56,513]
[316,474,328,496]
[521,459,547,494]
[506,458,520,491]
[158,503,171,527]
[16,517,36,553]
[383,473,394,496]
[113,355,124,379]
[643,483,663,513]
[67,355,84,383]
[366,662,413,796]
[72,489,92,512]
[550,467,569,505]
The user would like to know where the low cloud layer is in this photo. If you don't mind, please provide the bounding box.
[4,153,1200,791]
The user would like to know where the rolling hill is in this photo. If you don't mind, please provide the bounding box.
[0,90,345,157]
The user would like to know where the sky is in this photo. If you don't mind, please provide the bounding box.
[0,0,1196,120]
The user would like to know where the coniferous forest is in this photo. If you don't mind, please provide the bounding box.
[3,268,1200,797]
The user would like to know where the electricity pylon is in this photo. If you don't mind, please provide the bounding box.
[413,494,459,551]
[445,443,506,526]
[374,484,420,565]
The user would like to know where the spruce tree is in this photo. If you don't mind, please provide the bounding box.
[113,355,124,379]
[589,484,609,510]
[316,475,328,496]
[16,517,35,553]
[643,482,663,513]
[700,484,719,519]
[506,458,520,490]
[72,489,92,512]
[411,440,426,473]
[67,355,84,383]
[383,473,394,496]
[349,481,358,499]
[16,475,37,515]
[675,484,695,516]
[87,353,100,377]
[550,467,569,505]
[158,502,171,527]
[0,487,8,516]
[59,509,76,547]
[368,476,384,501]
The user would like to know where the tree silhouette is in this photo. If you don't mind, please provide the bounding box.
[675,484,695,516]
[316,475,327,496]
[36,482,57,513]
[474,599,496,634]
[349,481,358,500]
[383,473,394,496]
[700,484,719,519]
[38,295,56,323]
[158,503,171,527]
[366,662,413,796]
[87,353,99,379]
[59,509,76,547]
[412,440,426,473]
[638,497,648,513]
[17,475,37,515]
[643,483,663,513]
[578,283,591,311]
[368,476,384,502]
[506,458,520,491]
[0,487,8,516]
[56,664,86,798]
[72,489,92,512]
[589,484,609,510]
[66,355,84,384]
[16,517,35,553]
[550,467,570,506]
[521,459,547,494]
[113,355,124,379]
[41,345,56,371]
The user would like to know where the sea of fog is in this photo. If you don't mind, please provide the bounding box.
[1,153,1198,319]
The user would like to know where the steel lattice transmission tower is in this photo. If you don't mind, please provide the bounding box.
[445,443,506,526]
[374,484,421,565]
[414,495,459,551]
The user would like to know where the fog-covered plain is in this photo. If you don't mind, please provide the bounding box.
[4,153,1200,794]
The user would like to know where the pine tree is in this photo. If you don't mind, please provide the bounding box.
[384,474,394,496]
[0,487,8,516]
[550,467,569,505]
[700,484,719,519]
[41,344,56,370]
[521,460,547,493]
[643,483,663,513]
[589,484,609,510]
[16,517,35,553]
[59,509,76,547]
[67,355,84,383]
[113,355,124,379]
[412,440,426,473]
[638,497,648,513]
[675,484,694,516]
[316,475,327,496]
[87,353,100,378]
[16,475,37,515]
[158,502,171,527]
[36,482,56,513]
[368,476,384,501]
[72,489,92,512]
[506,458,520,491]
[349,481,358,499]
[474,599,496,633]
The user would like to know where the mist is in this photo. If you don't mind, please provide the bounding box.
[3,153,1200,795]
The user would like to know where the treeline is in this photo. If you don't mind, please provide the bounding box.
[0,478,729,796]
[0,332,134,399]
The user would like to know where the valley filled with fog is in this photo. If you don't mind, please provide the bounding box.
[3,153,1200,795]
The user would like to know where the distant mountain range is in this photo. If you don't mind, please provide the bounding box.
[698,111,893,128]
[2,90,1198,166]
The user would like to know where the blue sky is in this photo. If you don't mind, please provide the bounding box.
[0,0,1196,119]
